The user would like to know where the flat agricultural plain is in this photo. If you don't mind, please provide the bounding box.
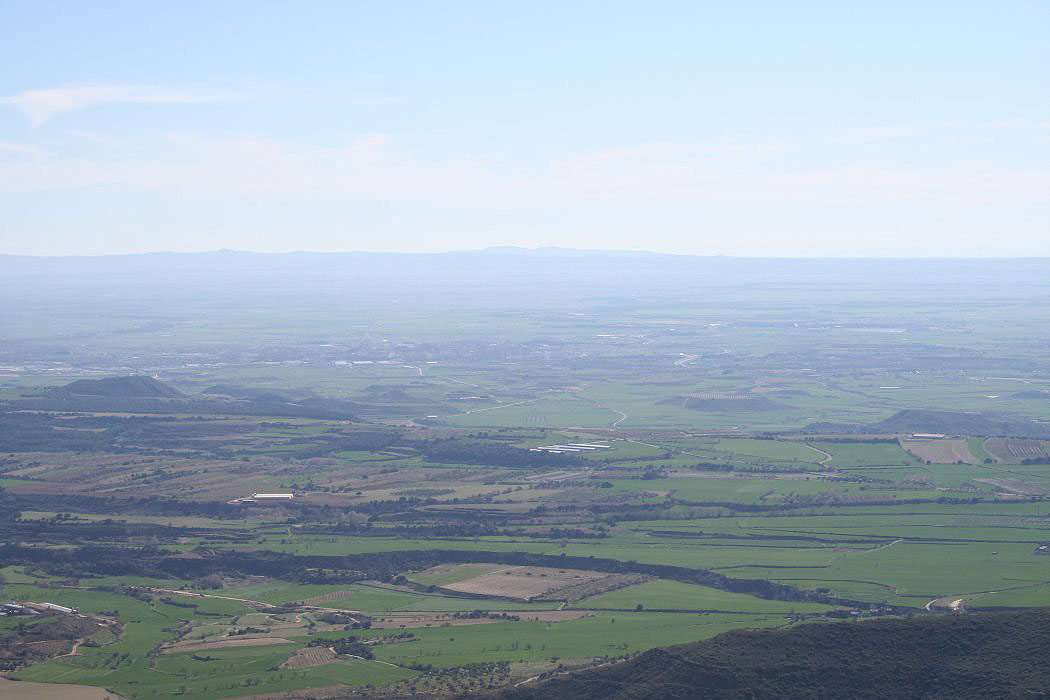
[4,255,1050,698]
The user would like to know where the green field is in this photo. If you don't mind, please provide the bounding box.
[576,580,836,613]
[365,612,793,668]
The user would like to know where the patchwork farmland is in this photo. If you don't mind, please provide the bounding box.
[3,254,1050,698]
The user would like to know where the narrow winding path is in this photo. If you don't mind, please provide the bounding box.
[804,443,834,466]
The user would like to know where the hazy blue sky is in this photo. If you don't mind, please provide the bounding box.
[1,1,1048,256]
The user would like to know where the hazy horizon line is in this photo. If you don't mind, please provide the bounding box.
[3,246,1049,261]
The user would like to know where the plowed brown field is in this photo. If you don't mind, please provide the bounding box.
[900,438,977,464]
[985,438,1050,462]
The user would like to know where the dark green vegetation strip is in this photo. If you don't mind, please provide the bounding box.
[0,545,870,608]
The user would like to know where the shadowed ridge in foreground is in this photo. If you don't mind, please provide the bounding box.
[495,608,1050,700]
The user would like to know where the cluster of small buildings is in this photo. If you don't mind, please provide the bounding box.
[231,492,295,504]
[529,442,612,454]
[1,602,78,616]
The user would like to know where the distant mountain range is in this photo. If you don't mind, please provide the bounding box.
[2,249,1047,291]
[20,376,452,422]
[20,376,362,420]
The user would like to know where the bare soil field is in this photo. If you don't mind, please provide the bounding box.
[0,678,124,699]
[439,565,608,600]
[900,438,977,464]
[975,478,1048,497]
[984,438,1050,462]
[538,573,650,603]
[278,646,337,669]
[0,451,288,499]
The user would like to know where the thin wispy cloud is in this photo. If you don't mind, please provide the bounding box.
[1,132,1045,211]
[1,85,234,127]
[0,141,45,157]
[830,126,923,143]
